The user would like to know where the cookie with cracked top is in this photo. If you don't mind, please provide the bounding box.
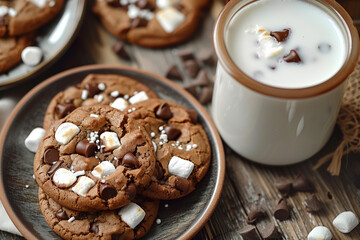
[34,105,156,211]
[125,99,211,199]
[39,188,159,240]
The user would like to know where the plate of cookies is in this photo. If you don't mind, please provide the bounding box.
[0,0,86,90]
[0,65,225,239]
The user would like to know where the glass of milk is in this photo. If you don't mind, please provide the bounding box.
[212,0,359,165]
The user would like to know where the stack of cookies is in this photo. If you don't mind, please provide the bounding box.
[0,0,64,73]
[32,73,211,239]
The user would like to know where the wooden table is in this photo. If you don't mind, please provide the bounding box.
[0,1,359,239]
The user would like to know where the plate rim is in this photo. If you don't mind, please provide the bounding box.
[0,64,225,240]
[0,0,87,89]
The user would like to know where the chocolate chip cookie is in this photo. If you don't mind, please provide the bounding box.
[93,0,210,47]
[125,99,211,199]
[34,105,156,211]
[43,73,158,129]
[0,32,34,73]
[0,0,65,37]
[39,188,159,240]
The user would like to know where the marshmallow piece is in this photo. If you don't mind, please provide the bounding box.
[91,161,116,179]
[332,211,359,233]
[156,7,185,33]
[0,6,9,17]
[168,156,194,179]
[118,202,146,229]
[110,98,129,111]
[307,226,332,240]
[129,91,149,104]
[55,122,80,145]
[156,0,179,9]
[98,83,106,91]
[72,176,95,197]
[21,46,43,66]
[53,168,77,188]
[28,0,48,8]
[99,132,121,152]
[8,8,17,17]
[128,4,140,19]
[24,127,46,152]
[81,89,88,100]
[152,141,157,152]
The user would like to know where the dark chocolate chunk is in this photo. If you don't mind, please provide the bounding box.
[75,140,97,157]
[165,125,181,140]
[166,65,183,81]
[177,49,195,62]
[260,222,281,239]
[239,225,259,240]
[318,43,332,53]
[274,198,290,221]
[47,160,63,175]
[186,109,198,124]
[113,42,131,61]
[55,103,76,118]
[193,70,210,86]
[136,0,155,10]
[99,184,117,200]
[184,84,198,98]
[122,152,140,169]
[130,17,148,28]
[125,183,136,200]
[154,162,164,180]
[283,50,302,63]
[44,148,59,165]
[155,103,173,120]
[274,177,292,197]
[56,210,68,220]
[197,49,215,66]
[90,223,99,234]
[246,203,265,224]
[355,174,360,189]
[184,59,200,78]
[106,0,121,7]
[292,175,314,192]
[84,83,100,98]
[304,194,322,212]
[199,86,213,104]
[270,29,290,42]
[175,177,190,193]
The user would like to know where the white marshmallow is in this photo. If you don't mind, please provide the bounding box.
[110,91,120,98]
[156,0,179,9]
[168,156,194,179]
[110,98,129,111]
[100,132,121,152]
[98,83,106,91]
[127,4,140,19]
[159,133,168,143]
[91,161,116,179]
[28,0,48,8]
[72,176,95,197]
[81,89,89,100]
[55,122,80,145]
[307,226,332,240]
[8,8,17,17]
[0,6,9,17]
[53,168,77,188]
[21,46,43,66]
[129,91,149,104]
[332,211,359,233]
[90,114,99,118]
[49,1,55,7]
[156,7,185,33]
[74,170,86,177]
[152,141,157,152]
[24,127,46,152]
[118,202,146,229]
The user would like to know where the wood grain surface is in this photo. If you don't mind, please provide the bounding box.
[1,0,360,239]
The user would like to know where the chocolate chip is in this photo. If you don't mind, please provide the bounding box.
[283,50,302,63]
[274,177,292,197]
[177,49,195,62]
[99,184,117,200]
[166,65,183,81]
[186,109,198,124]
[274,198,290,221]
[270,29,290,42]
[184,60,200,78]
[125,183,136,200]
[246,203,265,224]
[44,148,59,164]
[199,86,213,104]
[155,103,173,120]
[154,162,164,180]
[136,0,155,11]
[184,84,198,98]
[130,17,148,28]
[55,103,76,118]
[113,42,131,61]
[355,174,360,189]
[165,126,181,140]
[90,223,99,234]
[193,70,210,86]
[47,160,63,175]
[84,83,100,98]
[75,140,97,157]
[318,43,332,53]
[173,3,184,12]
[122,152,140,169]
[175,177,190,192]
[56,210,68,220]
[106,0,121,7]
[292,175,314,192]
[239,225,259,240]
[304,194,322,212]
[260,222,281,239]
[197,49,215,66]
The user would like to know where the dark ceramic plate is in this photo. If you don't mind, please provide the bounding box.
[0,65,225,240]
[0,0,86,90]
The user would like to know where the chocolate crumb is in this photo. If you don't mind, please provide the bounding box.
[304,194,322,212]
[113,42,131,61]
[184,59,200,78]
[239,225,260,240]
[260,222,281,239]
[166,65,183,81]
[292,175,314,192]
[246,203,265,224]
[199,86,213,104]
[274,198,290,221]
[274,177,292,197]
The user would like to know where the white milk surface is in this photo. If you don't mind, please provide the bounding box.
[226,0,346,89]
